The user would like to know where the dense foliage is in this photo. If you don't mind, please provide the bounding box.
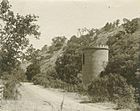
[0,0,40,73]
[103,19,120,31]
[48,36,66,53]
[0,0,40,99]
[122,18,139,34]
[103,30,138,85]
[26,62,40,81]
[88,74,136,109]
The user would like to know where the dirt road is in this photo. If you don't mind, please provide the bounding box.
[1,83,129,111]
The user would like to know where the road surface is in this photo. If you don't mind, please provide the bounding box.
[1,82,129,111]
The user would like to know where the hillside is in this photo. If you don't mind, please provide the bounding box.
[38,40,67,74]
[24,18,140,110]
[38,18,140,77]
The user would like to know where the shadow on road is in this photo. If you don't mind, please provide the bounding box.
[80,100,93,104]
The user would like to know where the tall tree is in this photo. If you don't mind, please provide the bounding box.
[0,0,40,73]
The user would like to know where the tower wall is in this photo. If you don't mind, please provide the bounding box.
[82,45,109,87]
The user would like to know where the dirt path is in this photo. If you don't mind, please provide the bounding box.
[0,82,129,111]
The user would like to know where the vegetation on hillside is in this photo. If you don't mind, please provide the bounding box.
[28,18,140,110]
[1,0,140,109]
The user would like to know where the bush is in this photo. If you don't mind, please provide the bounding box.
[32,72,82,92]
[32,74,50,87]
[3,76,20,99]
[2,70,21,100]
[32,67,57,87]
[88,74,136,109]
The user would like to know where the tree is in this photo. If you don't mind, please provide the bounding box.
[0,0,40,73]
[26,62,40,81]
[77,28,96,37]
[103,22,112,31]
[25,44,40,63]
[41,45,48,52]
[103,31,138,85]
[48,36,66,53]
[122,18,138,34]
[115,19,120,27]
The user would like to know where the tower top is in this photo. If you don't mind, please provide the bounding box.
[83,45,109,50]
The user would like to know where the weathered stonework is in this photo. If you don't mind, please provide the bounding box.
[82,45,109,87]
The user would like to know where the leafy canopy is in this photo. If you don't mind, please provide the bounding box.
[0,0,40,73]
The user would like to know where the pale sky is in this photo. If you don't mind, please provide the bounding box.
[10,0,140,49]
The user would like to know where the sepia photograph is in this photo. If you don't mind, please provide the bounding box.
[0,0,140,111]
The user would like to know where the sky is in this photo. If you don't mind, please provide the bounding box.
[9,0,140,49]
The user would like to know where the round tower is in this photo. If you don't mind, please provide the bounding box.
[82,45,109,87]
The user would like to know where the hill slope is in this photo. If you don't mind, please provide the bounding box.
[38,18,140,78]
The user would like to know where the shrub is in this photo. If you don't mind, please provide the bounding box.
[32,72,81,92]
[2,69,21,99]
[88,74,136,109]
[76,83,87,95]
[3,76,20,99]
[32,74,50,87]
[88,76,110,102]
